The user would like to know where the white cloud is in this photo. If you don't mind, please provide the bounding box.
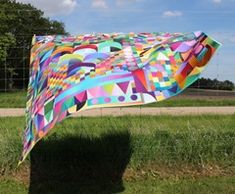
[162,10,183,18]
[212,0,222,3]
[16,0,78,16]
[91,0,108,9]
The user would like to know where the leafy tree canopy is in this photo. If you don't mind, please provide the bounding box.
[0,0,67,36]
[190,77,234,91]
[0,0,68,90]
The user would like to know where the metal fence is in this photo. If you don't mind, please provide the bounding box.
[0,45,29,92]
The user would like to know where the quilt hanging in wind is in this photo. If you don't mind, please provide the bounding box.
[20,31,220,162]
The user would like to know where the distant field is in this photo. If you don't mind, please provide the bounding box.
[0,115,234,193]
[0,88,235,108]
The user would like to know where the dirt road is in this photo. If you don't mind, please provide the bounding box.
[0,107,234,117]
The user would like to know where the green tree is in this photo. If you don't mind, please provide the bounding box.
[0,33,16,62]
[0,0,68,90]
[190,77,234,91]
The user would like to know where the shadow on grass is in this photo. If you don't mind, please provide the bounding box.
[29,130,132,194]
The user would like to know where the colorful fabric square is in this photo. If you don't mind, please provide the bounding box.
[20,31,221,162]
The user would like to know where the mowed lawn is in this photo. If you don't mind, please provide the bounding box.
[0,115,234,193]
[0,88,235,108]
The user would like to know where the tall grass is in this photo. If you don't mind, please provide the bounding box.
[0,115,234,174]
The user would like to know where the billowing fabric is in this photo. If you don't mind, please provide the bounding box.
[20,31,220,162]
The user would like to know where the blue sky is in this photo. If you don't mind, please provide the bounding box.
[18,0,235,82]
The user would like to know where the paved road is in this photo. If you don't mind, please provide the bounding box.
[0,107,235,117]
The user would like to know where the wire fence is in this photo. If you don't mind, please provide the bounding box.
[0,43,29,92]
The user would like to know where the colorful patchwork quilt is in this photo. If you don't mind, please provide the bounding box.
[20,31,221,162]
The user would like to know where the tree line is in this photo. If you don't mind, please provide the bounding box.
[190,77,234,91]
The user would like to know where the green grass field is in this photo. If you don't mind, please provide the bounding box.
[0,89,235,108]
[0,91,26,108]
[0,115,234,193]
[0,176,234,194]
